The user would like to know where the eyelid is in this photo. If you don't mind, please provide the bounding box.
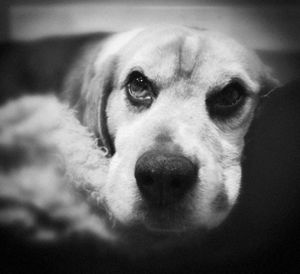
[121,67,146,89]
[122,69,158,98]
[207,78,251,98]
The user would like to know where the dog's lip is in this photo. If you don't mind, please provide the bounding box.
[113,218,188,238]
[143,224,188,234]
[135,200,192,231]
[141,211,192,234]
[115,209,191,234]
[142,220,209,239]
[126,220,192,236]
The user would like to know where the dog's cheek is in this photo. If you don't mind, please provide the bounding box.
[103,153,140,224]
[183,136,240,228]
[216,133,244,209]
[203,163,241,228]
[222,165,241,207]
[196,163,229,228]
[103,120,152,224]
[103,119,163,225]
[106,89,139,140]
[168,120,229,227]
[106,90,126,138]
[203,147,241,227]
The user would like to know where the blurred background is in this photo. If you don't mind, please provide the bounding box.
[0,0,298,50]
[0,0,300,81]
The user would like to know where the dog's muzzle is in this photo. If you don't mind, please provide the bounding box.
[135,150,198,207]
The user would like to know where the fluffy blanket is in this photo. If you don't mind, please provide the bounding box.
[0,95,113,242]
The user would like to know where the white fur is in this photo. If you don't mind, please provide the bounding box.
[102,27,269,232]
[95,28,144,72]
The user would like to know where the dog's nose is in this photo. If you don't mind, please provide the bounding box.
[135,150,198,206]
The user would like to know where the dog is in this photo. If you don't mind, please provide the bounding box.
[60,25,277,236]
[3,26,300,273]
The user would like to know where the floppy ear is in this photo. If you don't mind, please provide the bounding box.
[253,65,280,120]
[62,30,143,157]
[81,56,117,157]
[260,65,280,98]
[63,50,117,157]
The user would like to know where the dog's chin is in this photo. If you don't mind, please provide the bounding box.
[115,204,204,237]
[141,221,199,235]
[113,213,210,250]
[116,219,201,241]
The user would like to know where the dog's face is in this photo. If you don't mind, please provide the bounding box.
[77,26,276,233]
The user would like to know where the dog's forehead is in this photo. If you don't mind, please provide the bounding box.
[121,29,201,81]
[118,28,262,90]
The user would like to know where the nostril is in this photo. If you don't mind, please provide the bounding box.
[137,172,154,186]
[143,174,154,186]
[135,150,198,206]
[171,176,183,188]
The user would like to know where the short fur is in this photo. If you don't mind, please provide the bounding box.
[62,26,277,233]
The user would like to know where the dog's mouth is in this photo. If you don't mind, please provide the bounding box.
[111,205,212,249]
[105,148,238,235]
[132,199,196,233]
[115,211,201,240]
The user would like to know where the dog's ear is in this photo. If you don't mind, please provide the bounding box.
[63,49,117,157]
[260,65,280,98]
[252,65,280,119]
[63,30,143,157]
[81,55,117,157]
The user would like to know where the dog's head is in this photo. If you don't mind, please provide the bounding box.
[69,26,277,234]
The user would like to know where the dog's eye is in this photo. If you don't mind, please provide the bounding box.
[206,82,246,118]
[126,71,154,106]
